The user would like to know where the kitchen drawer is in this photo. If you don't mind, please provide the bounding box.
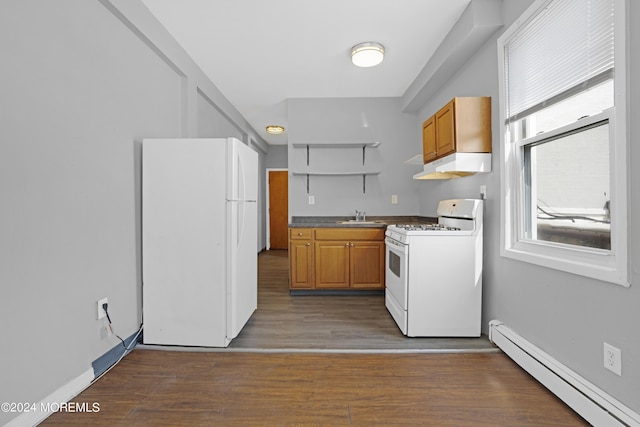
[314,228,385,241]
[289,228,313,240]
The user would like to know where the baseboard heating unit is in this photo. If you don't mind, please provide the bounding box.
[489,320,639,427]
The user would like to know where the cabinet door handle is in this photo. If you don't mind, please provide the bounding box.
[298,232,303,236]
[305,243,310,246]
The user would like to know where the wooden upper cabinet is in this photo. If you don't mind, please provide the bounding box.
[453,97,492,153]
[435,99,456,158]
[422,116,436,164]
[422,97,491,164]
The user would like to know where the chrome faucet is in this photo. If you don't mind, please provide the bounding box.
[355,210,366,221]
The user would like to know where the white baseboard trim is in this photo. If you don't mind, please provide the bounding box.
[489,320,640,427]
[4,368,94,427]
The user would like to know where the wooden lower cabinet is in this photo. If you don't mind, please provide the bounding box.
[289,228,314,289]
[315,241,350,288]
[289,227,385,290]
[350,241,385,289]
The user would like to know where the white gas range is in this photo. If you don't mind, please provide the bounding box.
[384,199,484,337]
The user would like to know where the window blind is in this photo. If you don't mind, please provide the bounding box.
[504,0,614,121]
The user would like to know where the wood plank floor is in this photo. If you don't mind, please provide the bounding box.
[42,250,587,425]
[43,350,588,426]
[230,249,496,351]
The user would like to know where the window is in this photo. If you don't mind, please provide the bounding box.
[498,0,628,285]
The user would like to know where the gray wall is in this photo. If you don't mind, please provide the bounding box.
[197,90,246,141]
[252,138,268,251]
[0,1,267,424]
[265,145,288,169]
[288,97,424,217]
[413,0,639,414]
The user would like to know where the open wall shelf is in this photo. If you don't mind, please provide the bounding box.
[290,142,382,193]
[291,141,381,149]
[291,171,381,194]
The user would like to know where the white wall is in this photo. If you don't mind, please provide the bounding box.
[414,0,639,414]
[0,1,268,424]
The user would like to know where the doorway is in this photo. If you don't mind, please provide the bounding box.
[267,169,288,250]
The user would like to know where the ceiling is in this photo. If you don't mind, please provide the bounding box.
[140,0,472,145]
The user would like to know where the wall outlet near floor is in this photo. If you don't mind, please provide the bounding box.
[97,297,109,320]
[391,194,398,204]
[603,342,622,376]
[308,195,315,205]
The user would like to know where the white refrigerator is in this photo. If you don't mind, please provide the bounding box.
[142,137,258,347]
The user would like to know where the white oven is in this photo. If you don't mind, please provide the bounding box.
[384,199,484,337]
[384,234,409,334]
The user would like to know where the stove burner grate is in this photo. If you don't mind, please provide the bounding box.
[392,224,461,232]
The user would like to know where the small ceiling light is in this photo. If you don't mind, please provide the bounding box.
[266,125,285,135]
[351,42,385,68]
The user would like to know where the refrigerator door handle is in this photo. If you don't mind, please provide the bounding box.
[237,147,245,201]
[227,200,257,246]
[237,201,244,246]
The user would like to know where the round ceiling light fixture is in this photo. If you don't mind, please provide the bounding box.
[350,42,385,68]
[266,125,285,135]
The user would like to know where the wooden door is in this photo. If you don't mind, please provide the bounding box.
[268,170,288,249]
[350,241,385,289]
[435,99,456,158]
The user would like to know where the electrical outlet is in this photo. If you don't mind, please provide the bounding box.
[391,194,398,204]
[603,342,622,376]
[97,297,108,320]
[308,195,315,205]
[480,185,487,200]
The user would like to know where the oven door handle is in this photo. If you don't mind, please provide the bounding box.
[385,237,408,254]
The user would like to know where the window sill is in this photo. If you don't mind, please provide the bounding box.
[502,242,628,287]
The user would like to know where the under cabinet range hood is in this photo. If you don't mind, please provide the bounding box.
[413,153,492,180]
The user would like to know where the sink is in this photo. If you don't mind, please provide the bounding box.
[336,220,380,224]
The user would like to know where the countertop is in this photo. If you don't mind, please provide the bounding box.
[289,216,436,228]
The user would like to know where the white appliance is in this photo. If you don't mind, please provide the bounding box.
[142,138,258,347]
[413,152,492,180]
[385,199,483,337]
